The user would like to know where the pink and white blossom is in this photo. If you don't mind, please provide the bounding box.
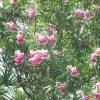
[41,50,50,60]
[29,54,43,67]
[73,9,82,17]
[81,10,90,20]
[38,35,48,45]
[70,66,79,77]
[95,48,100,56]
[27,9,37,18]
[16,34,25,45]
[7,22,17,31]
[90,53,97,62]
[48,35,56,45]
[15,52,25,65]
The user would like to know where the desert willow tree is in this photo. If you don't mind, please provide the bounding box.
[0,0,100,100]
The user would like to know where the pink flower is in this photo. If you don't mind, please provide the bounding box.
[15,52,25,65]
[16,34,25,45]
[95,48,100,56]
[7,22,17,31]
[70,67,79,77]
[59,83,67,95]
[85,96,91,100]
[62,0,69,5]
[29,54,43,67]
[73,9,82,17]
[41,50,50,60]
[48,35,56,45]
[29,51,37,59]
[81,10,90,20]
[95,94,100,100]
[90,53,97,62]
[96,82,100,93]
[10,0,17,5]
[27,9,37,18]
[38,35,48,45]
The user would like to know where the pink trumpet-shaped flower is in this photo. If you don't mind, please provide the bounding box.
[85,96,91,100]
[95,94,100,100]
[27,9,37,18]
[48,35,56,45]
[16,34,25,45]
[95,48,100,56]
[70,67,79,77]
[41,50,50,60]
[29,54,43,67]
[38,35,48,45]
[73,9,82,17]
[90,53,97,62]
[7,22,17,31]
[59,83,67,95]
[81,10,90,20]
[15,52,25,65]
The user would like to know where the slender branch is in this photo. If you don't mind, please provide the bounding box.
[16,73,32,99]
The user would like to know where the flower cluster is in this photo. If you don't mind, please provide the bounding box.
[73,9,90,20]
[29,50,50,67]
[38,35,56,46]
[15,34,50,66]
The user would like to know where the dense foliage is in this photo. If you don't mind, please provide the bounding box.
[0,0,100,100]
